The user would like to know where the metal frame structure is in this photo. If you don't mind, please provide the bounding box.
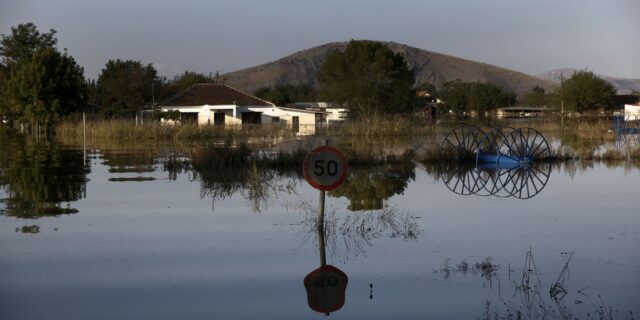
[440,125,552,199]
[441,125,551,166]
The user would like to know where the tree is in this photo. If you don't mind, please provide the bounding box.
[0,22,57,66]
[317,40,414,117]
[160,71,213,99]
[96,59,159,115]
[173,71,211,91]
[0,64,9,123]
[521,86,547,107]
[1,23,87,127]
[562,70,615,112]
[437,80,511,116]
[4,48,86,126]
[1,23,60,124]
[254,84,315,106]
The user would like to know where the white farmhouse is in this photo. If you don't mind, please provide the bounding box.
[157,84,329,134]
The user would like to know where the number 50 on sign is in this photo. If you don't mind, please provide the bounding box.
[303,146,348,191]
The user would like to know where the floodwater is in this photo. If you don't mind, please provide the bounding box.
[1,132,639,319]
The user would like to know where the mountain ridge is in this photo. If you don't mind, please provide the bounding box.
[219,41,554,95]
[536,68,640,94]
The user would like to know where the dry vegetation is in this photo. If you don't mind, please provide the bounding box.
[55,119,294,144]
[52,117,640,164]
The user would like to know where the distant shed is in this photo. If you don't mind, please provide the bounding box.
[495,106,556,118]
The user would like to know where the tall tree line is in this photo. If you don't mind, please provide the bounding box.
[0,22,222,127]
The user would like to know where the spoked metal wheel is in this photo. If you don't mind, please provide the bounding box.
[498,163,552,199]
[441,165,488,195]
[502,127,551,163]
[481,167,520,198]
[441,125,488,163]
[476,127,513,165]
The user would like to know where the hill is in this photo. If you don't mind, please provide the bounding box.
[537,68,640,94]
[219,41,553,95]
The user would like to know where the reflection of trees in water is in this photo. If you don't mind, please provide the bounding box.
[294,201,420,261]
[328,163,416,211]
[174,145,418,213]
[188,145,301,213]
[0,133,89,218]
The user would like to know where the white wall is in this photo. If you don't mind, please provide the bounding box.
[625,104,640,121]
[160,105,326,135]
[326,108,348,122]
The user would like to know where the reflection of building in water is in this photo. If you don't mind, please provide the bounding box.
[328,164,415,211]
[0,136,89,218]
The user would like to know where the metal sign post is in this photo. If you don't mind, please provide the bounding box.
[303,141,349,315]
[318,188,326,267]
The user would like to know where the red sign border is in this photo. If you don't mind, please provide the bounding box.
[303,145,348,191]
[303,264,349,313]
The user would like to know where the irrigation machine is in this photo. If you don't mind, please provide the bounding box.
[440,125,552,199]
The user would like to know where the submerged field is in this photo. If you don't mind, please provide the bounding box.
[1,118,640,319]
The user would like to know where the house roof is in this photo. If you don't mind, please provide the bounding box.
[161,84,274,107]
[497,106,556,112]
[277,106,330,114]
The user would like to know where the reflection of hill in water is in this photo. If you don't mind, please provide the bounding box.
[0,133,89,218]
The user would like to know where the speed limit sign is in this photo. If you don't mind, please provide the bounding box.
[303,146,348,191]
[303,264,348,313]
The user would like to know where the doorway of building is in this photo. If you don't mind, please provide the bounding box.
[292,116,299,133]
[241,112,261,124]
[214,112,225,126]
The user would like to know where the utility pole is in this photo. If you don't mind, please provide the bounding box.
[560,72,565,116]
[560,72,565,142]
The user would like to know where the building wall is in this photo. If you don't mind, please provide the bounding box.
[326,108,348,122]
[159,104,325,135]
[625,104,640,121]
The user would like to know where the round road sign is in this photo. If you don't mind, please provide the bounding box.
[303,145,348,191]
[303,264,348,313]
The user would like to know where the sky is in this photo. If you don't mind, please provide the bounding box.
[1,0,639,80]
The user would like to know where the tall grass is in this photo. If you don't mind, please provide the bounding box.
[55,119,295,142]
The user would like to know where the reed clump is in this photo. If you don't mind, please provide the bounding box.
[599,148,626,161]
[629,147,640,161]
